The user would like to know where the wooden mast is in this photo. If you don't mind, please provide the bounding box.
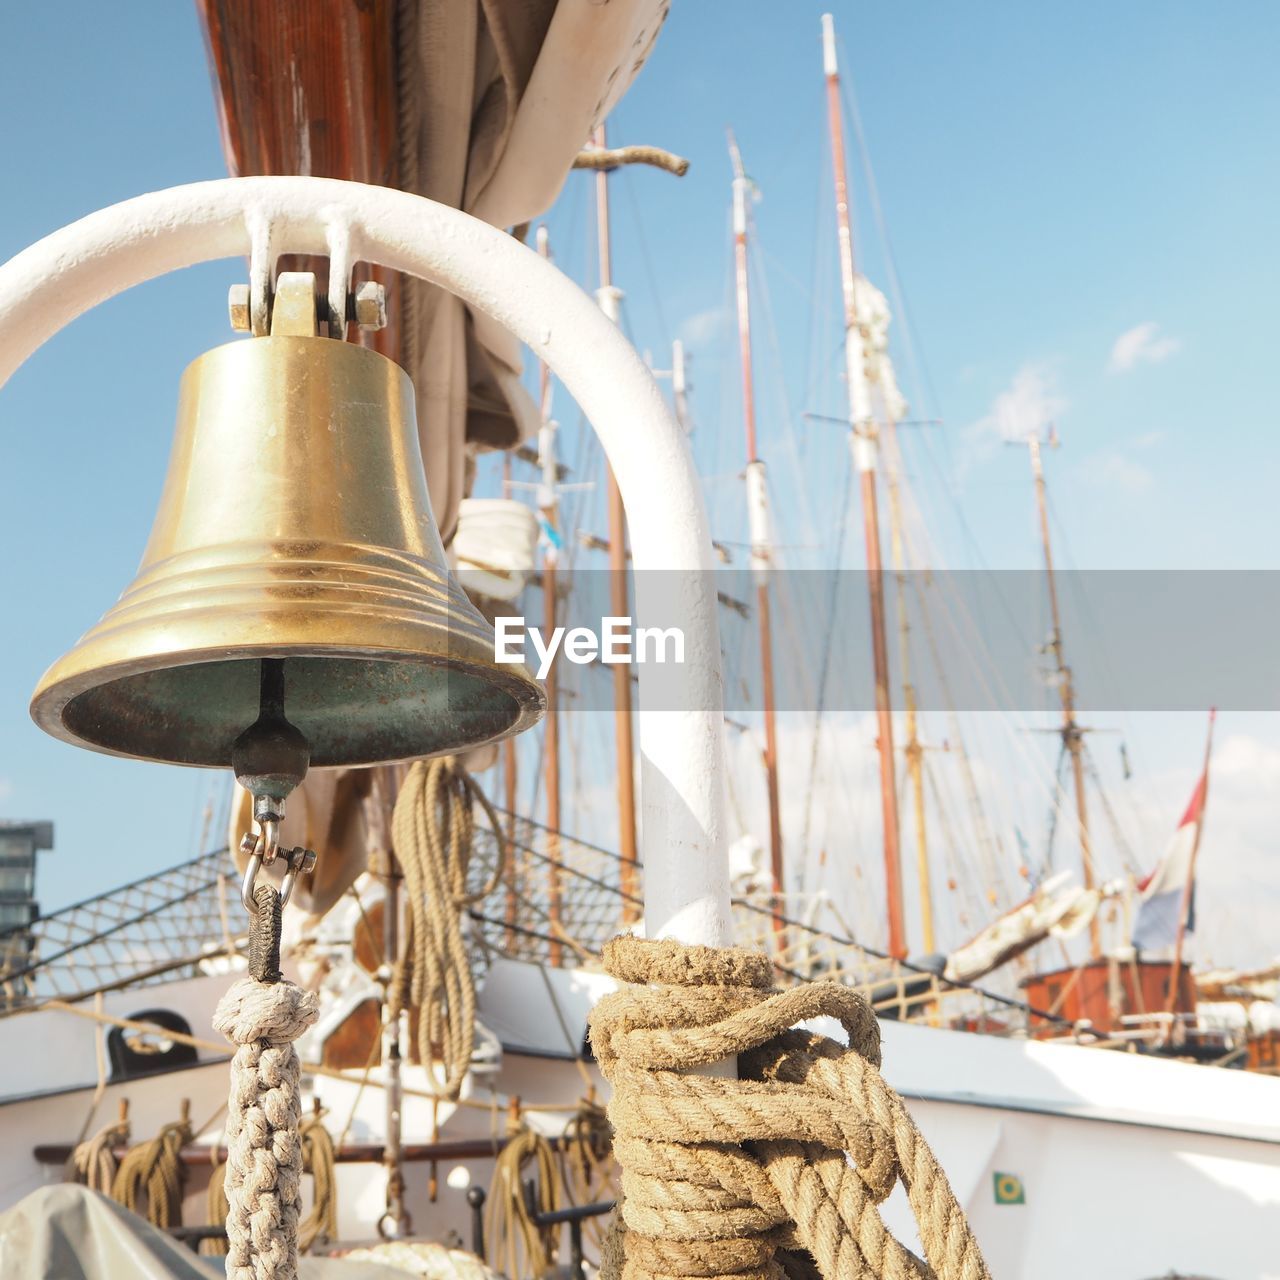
[591,123,640,915]
[883,463,935,953]
[502,448,520,951]
[1022,431,1101,959]
[1166,708,1216,1017]
[727,132,786,937]
[534,225,564,963]
[822,14,905,958]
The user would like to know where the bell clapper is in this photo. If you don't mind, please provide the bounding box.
[234,657,317,913]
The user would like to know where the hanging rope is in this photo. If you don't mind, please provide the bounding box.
[560,1090,617,1262]
[589,936,991,1280]
[213,883,319,1280]
[390,756,506,1099]
[487,1109,562,1280]
[298,1108,338,1252]
[110,1108,193,1229]
[68,1112,130,1195]
[206,1158,230,1257]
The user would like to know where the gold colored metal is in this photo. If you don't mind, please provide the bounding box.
[31,276,544,768]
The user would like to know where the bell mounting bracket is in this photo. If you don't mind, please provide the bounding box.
[0,176,732,960]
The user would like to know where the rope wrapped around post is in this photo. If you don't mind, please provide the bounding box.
[213,883,319,1280]
[588,937,991,1280]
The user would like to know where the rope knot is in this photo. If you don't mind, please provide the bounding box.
[589,936,990,1280]
[214,978,318,1047]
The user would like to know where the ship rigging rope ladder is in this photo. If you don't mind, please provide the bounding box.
[589,935,990,1280]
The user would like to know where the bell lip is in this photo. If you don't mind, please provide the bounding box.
[29,642,547,770]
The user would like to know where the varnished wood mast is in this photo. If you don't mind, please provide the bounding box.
[196,0,406,364]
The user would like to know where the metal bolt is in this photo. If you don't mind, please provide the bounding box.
[353,280,387,331]
[228,283,251,332]
[284,846,317,876]
[239,830,259,857]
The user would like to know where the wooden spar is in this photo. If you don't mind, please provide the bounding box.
[502,451,520,951]
[822,14,906,959]
[591,124,640,914]
[883,461,935,953]
[727,131,786,941]
[1166,708,1216,1018]
[1023,431,1100,959]
[535,225,564,962]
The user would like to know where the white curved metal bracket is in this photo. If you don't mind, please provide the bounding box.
[0,176,731,947]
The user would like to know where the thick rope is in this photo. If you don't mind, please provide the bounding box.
[298,1109,338,1252]
[68,1116,130,1195]
[110,1114,192,1229]
[213,884,319,1280]
[487,1113,562,1280]
[390,757,505,1099]
[589,936,991,1280]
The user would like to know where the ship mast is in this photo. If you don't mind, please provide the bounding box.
[883,463,935,953]
[727,132,785,930]
[535,225,565,961]
[591,123,640,914]
[1020,430,1101,959]
[822,14,906,958]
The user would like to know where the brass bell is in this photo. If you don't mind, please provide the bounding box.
[30,274,545,770]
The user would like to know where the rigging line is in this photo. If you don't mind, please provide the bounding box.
[1042,739,1069,880]
[744,212,821,559]
[1081,740,1141,877]
[834,45,1013,594]
[619,167,673,342]
[798,438,855,864]
[923,753,986,945]
[834,36,944,453]
[908,574,1013,906]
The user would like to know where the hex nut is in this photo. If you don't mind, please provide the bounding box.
[354,280,387,331]
[228,283,252,332]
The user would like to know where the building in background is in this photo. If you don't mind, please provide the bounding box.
[0,821,52,1007]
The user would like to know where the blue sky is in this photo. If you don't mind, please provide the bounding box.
[1,3,1277,965]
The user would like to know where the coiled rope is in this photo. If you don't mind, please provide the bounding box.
[589,936,991,1280]
[110,1109,192,1229]
[68,1113,130,1195]
[390,757,506,1099]
[213,883,319,1280]
[298,1108,338,1251]
[487,1111,562,1280]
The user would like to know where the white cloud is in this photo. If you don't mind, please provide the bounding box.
[1080,448,1154,494]
[964,362,1066,464]
[679,306,728,349]
[1108,322,1180,373]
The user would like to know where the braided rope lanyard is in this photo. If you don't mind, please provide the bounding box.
[589,936,992,1280]
[213,882,318,1280]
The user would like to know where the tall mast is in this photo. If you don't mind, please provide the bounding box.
[533,225,565,963]
[883,461,935,953]
[1167,708,1215,1014]
[1023,431,1101,959]
[727,133,785,931]
[591,123,640,914]
[502,450,520,950]
[822,13,905,958]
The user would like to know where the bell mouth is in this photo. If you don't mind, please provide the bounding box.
[32,650,545,769]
